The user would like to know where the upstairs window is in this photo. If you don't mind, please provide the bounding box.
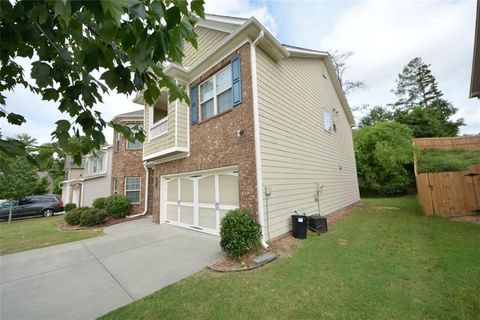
[149,93,169,140]
[92,154,103,174]
[126,124,143,149]
[115,132,120,152]
[323,111,335,133]
[199,65,233,121]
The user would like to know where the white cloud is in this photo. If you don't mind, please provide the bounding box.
[204,0,277,34]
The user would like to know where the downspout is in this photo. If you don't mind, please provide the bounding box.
[127,161,149,218]
[251,30,269,249]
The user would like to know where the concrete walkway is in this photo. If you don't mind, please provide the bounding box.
[0,218,222,320]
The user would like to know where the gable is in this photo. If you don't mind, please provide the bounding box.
[181,27,229,68]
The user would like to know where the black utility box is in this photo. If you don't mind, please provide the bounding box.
[308,214,328,233]
[291,214,308,239]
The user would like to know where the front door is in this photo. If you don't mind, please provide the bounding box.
[164,168,239,235]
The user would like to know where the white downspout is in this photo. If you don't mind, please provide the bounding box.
[127,161,149,218]
[251,30,269,249]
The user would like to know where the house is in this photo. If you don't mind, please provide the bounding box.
[134,14,360,242]
[61,146,113,207]
[110,110,148,215]
[471,0,480,99]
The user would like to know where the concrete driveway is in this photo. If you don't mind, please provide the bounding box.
[0,218,222,320]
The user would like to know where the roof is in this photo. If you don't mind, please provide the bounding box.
[110,109,144,123]
[470,0,480,99]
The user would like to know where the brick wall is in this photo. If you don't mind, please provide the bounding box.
[111,120,147,215]
[150,42,257,223]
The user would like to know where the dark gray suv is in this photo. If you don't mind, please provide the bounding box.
[0,195,64,221]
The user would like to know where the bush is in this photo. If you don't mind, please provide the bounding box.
[416,149,480,173]
[105,195,130,218]
[64,203,77,212]
[64,207,87,225]
[79,208,108,227]
[220,208,261,260]
[92,197,107,210]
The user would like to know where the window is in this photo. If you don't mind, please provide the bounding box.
[323,111,334,133]
[113,178,119,195]
[92,154,103,173]
[126,124,143,149]
[125,177,141,204]
[149,94,169,140]
[115,132,120,152]
[199,65,233,121]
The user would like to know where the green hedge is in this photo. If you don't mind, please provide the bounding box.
[64,203,77,212]
[79,208,108,227]
[416,149,480,173]
[220,208,261,260]
[64,207,89,225]
[105,195,130,218]
[93,197,107,210]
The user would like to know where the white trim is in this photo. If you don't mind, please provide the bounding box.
[142,146,189,161]
[148,116,169,141]
[125,176,142,204]
[198,64,233,122]
[175,89,178,146]
[162,165,238,179]
[250,35,269,247]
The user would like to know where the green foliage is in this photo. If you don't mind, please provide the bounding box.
[93,197,107,210]
[79,208,108,227]
[353,122,414,195]
[65,207,86,225]
[416,149,480,173]
[358,106,393,127]
[105,195,131,218]
[64,203,77,212]
[0,153,46,199]
[0,0,205,161]
[220,208,261,260]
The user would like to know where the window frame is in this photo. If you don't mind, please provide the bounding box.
[323,111,334,133]
[125,176,141,204]
[126,124,143,150]
[199,64,233,122]
[115,132,120,152]
[113,178,119,195]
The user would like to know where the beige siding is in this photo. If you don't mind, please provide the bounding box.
[143,101,176,157]
[177,100,189,148]
[82,148,112,206]
[182,27,228,68]
[256,48,360,239]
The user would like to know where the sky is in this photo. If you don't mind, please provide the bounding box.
[1,0,478,145]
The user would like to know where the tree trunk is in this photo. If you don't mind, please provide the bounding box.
[8,200,13,223]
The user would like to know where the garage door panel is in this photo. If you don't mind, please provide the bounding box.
[167,205,178,222]
[219,175,239,206]
[180,206,194,224]
[167,179,178,201]
[198,176,215,203]
[180,178,193,202]
[199,208,217,230]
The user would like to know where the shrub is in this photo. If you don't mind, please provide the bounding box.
[220,208,261,260]
[65,209,82,225]
[79,208,108,227]
[416,148,480,173]
[64,203,77,212]
[92,197,107,210]
[105,195,130,218]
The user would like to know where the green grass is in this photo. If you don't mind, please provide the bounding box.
[416,148,480,173]
[100,196,480,320]
[0,215,103,255]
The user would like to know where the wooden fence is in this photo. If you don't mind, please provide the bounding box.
[414,136,480,217]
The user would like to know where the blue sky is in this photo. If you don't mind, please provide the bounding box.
[1,0,478,144]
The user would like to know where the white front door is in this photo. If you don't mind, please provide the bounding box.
[163,167,239,235]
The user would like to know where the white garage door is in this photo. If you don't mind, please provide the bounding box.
[163,167,239,235]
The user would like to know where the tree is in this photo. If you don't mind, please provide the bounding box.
[0,0,205,163]
[393,57,443,109]
[353,122,414,195]
[358,106,393,127]
[330,50,366,95]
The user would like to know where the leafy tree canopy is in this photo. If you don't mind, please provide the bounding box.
[353,122,414,195]
[0,0,205,165]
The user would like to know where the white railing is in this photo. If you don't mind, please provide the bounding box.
[149,116,168,140]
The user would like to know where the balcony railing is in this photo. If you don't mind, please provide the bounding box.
[149,116,168,141]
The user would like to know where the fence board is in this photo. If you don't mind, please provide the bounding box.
[416,173,434,215]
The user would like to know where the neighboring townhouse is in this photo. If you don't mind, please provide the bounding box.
[61,146,113,207]
[110,110,148,215]
[134,14,360,243]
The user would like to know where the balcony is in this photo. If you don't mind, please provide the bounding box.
[142,93,189,161]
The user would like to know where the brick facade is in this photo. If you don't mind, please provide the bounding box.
[111,120,147,215]
[150,42,257,223]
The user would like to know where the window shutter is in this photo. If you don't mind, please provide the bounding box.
[190,85,197,124]
[231,56,242,106]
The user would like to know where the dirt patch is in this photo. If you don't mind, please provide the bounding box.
[209,234,300,272]
[372,206,401,211]
[59,215,147,231]
[338,238,348,246]
[449,215,480,224]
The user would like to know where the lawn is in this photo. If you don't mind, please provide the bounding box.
[0,215,103,255]
[100,196,480,320]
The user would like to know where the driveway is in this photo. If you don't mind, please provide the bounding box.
[0,218,222,320]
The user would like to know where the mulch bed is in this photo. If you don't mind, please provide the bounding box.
[209,234,300,272]
[59,215,147,231]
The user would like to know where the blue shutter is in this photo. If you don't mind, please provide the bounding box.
[231,56,242,106]
[190,85,197,125]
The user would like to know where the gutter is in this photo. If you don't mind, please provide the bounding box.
[127,161,149,218]
[251,30,269,250]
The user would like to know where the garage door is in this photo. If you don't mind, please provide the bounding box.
[163,168,239,235]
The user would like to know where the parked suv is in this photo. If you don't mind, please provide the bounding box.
[0,195,64,221]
